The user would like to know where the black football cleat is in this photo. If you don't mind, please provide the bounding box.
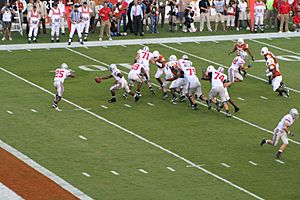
[207,100,211,110]
[108,98,116,103]
[234,107,240,113]
[123,92,128,99]
[134,94,140,102]
[260,139,266,146]
[275,151,282,159]
[216,102,221,112]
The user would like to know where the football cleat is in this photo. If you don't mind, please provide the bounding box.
[234,107,240,113]
[171,97,177,103]
[207,100,211,110]
[216,102,221,112]
[283,89,289,98]
[123,92,128,99]
[191,104,198,110]
[108,98,116,103]
[275,151,282,159]
[134,94,140,102]
[226,112,232,117]
[51,103,57,108]
[178,96,186,102]
[162,93,168,100]
[260,139,266,146]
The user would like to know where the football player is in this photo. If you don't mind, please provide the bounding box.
[260,108,299,159]
[261,47,279,84]
[151,50,167,96]
[52,63,75,110]
[162,55,178,99]
[265,58,289,97]
[127,59,149,97]
[95,64,139,103]
[135,46,155,94]
[48,3,63,42]
[228,52,250,83]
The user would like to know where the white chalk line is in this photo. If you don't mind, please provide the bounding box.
[100,105,108,109]
[6,111,13,114]
[147,102,155,106]
[111,171,120,176]
[30,109,37,113]
[260,96,268,100]
[166,167,176,172]
[0,66,265,200]
[237,97,245,101]
[82,172,91,177]
[221,163,231,168]
[249,161,258,166]
[275,160,285,164]
[124,104,132,108]
[79,135,88,140]
[138,169,148,174]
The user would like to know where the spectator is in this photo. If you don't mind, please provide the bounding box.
[127,0,134,33]
[88,0,96,33]
[99,1,113,41]
[158,0,166,28]
[120,0,128,33]
[36,0,47,34]
[26,0,34,35]
[279,0,291,32]
[79,2,93,41]
[48,3,62,42]
[168,0,177,31]
[58,0,66,35]
[199,0,212,32]
[226,0,236,30]
[150,0,159,33]
[177,0,185,29]
[183,5,197,32]
[144,0,151,31]
[293,11,300,31]
[213,0,226,32]
[131,0,144,36]
[138,0,146,34]
[1,3,14,41]
[17,0,24,23]
[113,1,122,34]
[237,0,249,31]
[266,0,275,29]
[294,0,300,13]
[66,0,74,31]
[93,0,102,32]
[254,0,266,33]
[273,0,282,31]
[110,16,120,36]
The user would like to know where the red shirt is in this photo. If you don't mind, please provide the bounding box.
[293,15,300,24]
[279,2,291,14]
[273,0,282,9]
[121,1,128,15]
[99,7,112,21]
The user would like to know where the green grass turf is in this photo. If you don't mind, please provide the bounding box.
[1,38,300,199]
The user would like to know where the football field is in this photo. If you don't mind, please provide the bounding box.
[1,35,300,199]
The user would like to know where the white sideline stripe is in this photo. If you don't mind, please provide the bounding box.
[147,102,155,106]
[237,97,245,101]
[275,160,285,164]
[138,169,148,174]
[166,167,176,172]
[213,40,219,43]
[79,135,87,140]
[195,42,201,44]
[0,182,24,200]
[30,109,37,113]
[160,43,300,95]
[6,111,13,114]
[111,171,120,176]
[64,48,300,147]
[0,67,264,200]
[124,104,131,108]
[221,163,230,168]
[260,96,268,100]
[249,161,258,166]
[101,105,108,109]
[82,172,91,177]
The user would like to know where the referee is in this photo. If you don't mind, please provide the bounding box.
[68,4,84,45]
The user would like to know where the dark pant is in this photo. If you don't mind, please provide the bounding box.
[39,18,46,33]
[159,8,165,28]
[127,13,133,33]
[121,14,127,32]
[133,15,142,35]
[90,16,95,32]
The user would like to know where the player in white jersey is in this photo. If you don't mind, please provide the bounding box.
[261,108,299,159]
[57,0,66,35]
[228,52,249,83]
[48,3,62,42]
[127,59,149,97]
[79,2,92,41]
[182,62,209,110]
[178,55,193,68]
[135,46,155,94]
[162,55,178,99]
[52,63,75,109]
[95,64,139,103]
[254,0,266,33]
[28,5,40,43]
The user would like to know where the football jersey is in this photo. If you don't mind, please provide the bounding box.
[182,66,198,82]
[235,43,249,56]
[277,114,295,131]
[254,2,265,16]
[230,56,245,71]
[28,10,39,25]
[178,59,193,69]
[130,63,144,74]
[155,55,166,68]
[49,8,62,24]
[264,51,278,64]
[268,63,281,77]
[137,50,153,67]
[79,6,92,21]
[210,68,227,88]
[54,68,71,82]
[111,68,123,81]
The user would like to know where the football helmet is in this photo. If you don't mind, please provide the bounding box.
[143,46,149,52]
[136,59,143,64]
[153,51,159,59]
[260,47,268,56]
[60,63,68,69]
[240,52,248,60]
[266,58,274,66]
[289,108,299,119]
[182,55,189,60]
[169,55,177,62]
[206,65,215,73]
[237,38,244,45]
[217,66,224,73]
[109,64,117,71]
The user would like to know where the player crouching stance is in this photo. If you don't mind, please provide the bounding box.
[52,63,75,110]
[95,64,139,103]
[260,108,298,159]
[265,58,289,97]
[228,52,250,83]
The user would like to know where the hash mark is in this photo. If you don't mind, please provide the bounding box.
[111,171,120,175]
[31,109,37,113]
[79,135,87,140]
[82,172,91,177]
[138,169,148,174]
[6,111,13,114]
[249,161,258,166]
[221,163,230,168]
[275,159,285,164]
[101,105,108,109]
[147,103,154,106]
[166,167,176,172]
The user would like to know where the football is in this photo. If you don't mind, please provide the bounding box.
[95,77,102,83]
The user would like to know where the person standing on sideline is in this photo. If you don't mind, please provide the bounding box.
[68,4,84,45]
[58,0,66,35]
[131,0,144,36]
[79,2,92,41]
[260,108,298,159]
[199,0,212,32]
[279,0,291,32]
[293,11,300,31]
[36,0,47,33]
[88,0,96,33]
[266,0,275,29]
[120,0,128,33]
[1,3,14,41]
[28,5,40,43]
[254,0,266,33]
[150,0,159,33]
[48,3,62,42]
[213,0,226,32]
[99,1,113,41]
[158,0,166,28]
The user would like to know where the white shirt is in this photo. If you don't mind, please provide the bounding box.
[28,10,40,26]
[2,10,12,22]
[210,68,227,87]
[178,59,193,69]
[238,2,248,12]
[58,1,66,14]
[79,6,92,21]
[230,56,245,71]
[277,114,295,131]
[130,4,143,20]
[137,50,153,68]
[49,8,62,24]
[130,63,144,74]
[182,66,198,83]
[54,68,71,83]
[254,2,265,17]
[111,68,125,82]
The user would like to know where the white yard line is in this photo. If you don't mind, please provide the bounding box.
[260,96,268,100]
[138,169,148,174]
[195,42,201,45]
[221,163,231,168]
[177,42,182,45]
[160,43,300,95]
[30,109,37,113]
[64,49,300,147]
[147,102,155,106]
[6,111,13,114]
[275,160,285,164]
[75,108,91,111]
[285,37,291,40]
[186,164,205,167]
[82,172,91,177]
[111,171,120,176]
[237,97,245,101]
[166,167,176,172]
[213,40,220,44]
[100,105,108,109]
[249,161,258,166]
[0,182,24,200]
[79,135,88,140]
[124,104,132,108]
[0,66,265,200]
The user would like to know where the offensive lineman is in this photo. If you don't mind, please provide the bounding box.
[260,108,299,159]
[48,3,63,42]
[52,63,75,110]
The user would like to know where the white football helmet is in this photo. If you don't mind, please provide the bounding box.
[206,65,215,73]
[266,58,275,66]
[153,51,159,59]
[261,47,268,56]
[143,46,149,52]
[237,38,244,45]
[60,63,68,69]
[169,55,177,62]
[289,108,299,119]
[240,52,248,60]
[218,66,224,73]
[109,64,117,71]
[136,59,143,64]
[182,55,189,60]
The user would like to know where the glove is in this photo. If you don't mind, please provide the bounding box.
[251,57,255,61]
[288,131,294,137]
[95,77,102,83]
[247,63,252,68]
